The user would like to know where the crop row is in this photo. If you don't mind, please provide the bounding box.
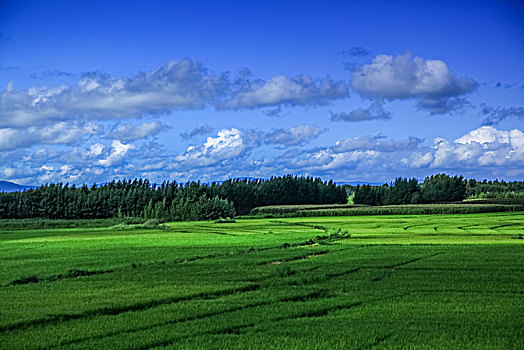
[251,203,524,217]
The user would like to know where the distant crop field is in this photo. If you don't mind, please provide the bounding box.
[250,202,524,217]
[1,212,523,349]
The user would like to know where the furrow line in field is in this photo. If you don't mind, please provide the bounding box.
[0,284,260,333]
[272,301,365,322]
[135,324,257,350]
[48,289,331,349]
[269,220,328,232]
[489,223,521,230]
[260,250,329,266]
[280,266,363,287]
[137,299,366,350]
[2,233,350,288]
[5,268,115,287]
[371,253,441,282]
[360,334,392,349]
[384,252,441,269]
[417,289,524,295]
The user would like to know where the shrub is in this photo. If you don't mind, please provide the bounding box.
[214,217,236,224]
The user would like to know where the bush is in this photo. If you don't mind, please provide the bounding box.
[143,218,161,227]
[214,217,236,224]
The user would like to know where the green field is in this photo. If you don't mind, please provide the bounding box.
[1,212,523,349]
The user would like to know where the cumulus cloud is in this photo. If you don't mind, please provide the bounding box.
[330,101,392,122]
[0,59,228,127]
[221,74,349,109]
[106,121,168,141]
[404,126,524,169]
[174,125,325,168]
[179,125,214,140]
[0,138,170,185]
[0,122,100,151]
[175,128,249,167]
[351,52,477,114]
[271,126,524,180]
[481,106,524,125]
[98,140,135,167]
[269,134,423,175]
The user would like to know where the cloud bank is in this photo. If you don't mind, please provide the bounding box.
[2,125,523,185]
[0,59,349,129]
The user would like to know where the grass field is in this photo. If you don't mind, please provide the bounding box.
[1,212,523,349]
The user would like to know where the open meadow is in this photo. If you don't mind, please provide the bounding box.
[1,212,523,349]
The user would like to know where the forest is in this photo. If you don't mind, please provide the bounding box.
[353,174,524,205]
[0,176,345,220]
[1,173,523,221]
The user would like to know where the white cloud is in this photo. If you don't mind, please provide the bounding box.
[3,123,523,186]
[221,74,348,109]
[0,59,228,127]
[174,125,326,168]
[273,135,422,174]
[106,121,168,141]
[98,140,135,167]
[89,143,105,157]
[175,128,249,167]
[1,60,351,130]
[270,127,524,180]
[0,122,100,151]
[351,52,476,114]
[404,126,524,169]
[455,126,510,145]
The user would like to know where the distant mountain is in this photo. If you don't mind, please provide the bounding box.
[0,181,38,193]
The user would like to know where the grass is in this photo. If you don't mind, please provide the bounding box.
[0,212,523,349]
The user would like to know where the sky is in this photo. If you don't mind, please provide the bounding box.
[0,0,523,185]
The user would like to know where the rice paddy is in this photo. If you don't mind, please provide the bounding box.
[1,212,523,349]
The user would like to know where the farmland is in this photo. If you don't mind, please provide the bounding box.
[249,201,524,217]
[1,212,523,349]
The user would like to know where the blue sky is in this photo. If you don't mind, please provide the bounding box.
[1,0,523,185]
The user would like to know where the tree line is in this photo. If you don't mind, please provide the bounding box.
[0,176,346,220]
[352,174,524,205]
[1,173,522,221]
